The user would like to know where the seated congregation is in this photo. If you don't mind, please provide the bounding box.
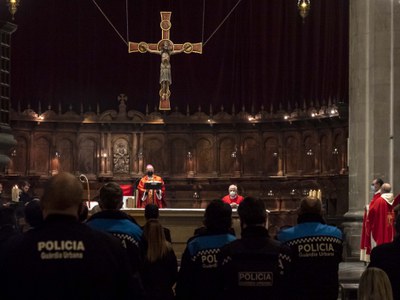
[0,172,398,300]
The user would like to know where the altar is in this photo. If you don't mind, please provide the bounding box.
[122,208,297,259]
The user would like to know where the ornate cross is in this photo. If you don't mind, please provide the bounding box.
[129,12,202,110]
[118,93,127,104]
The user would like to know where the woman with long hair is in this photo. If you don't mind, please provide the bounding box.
[141,219,178,300]
[358,267,393,300]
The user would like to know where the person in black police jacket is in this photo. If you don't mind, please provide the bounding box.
[86,182,143,274]
[277,196,343,300]
[219,197,292,300]
[175,199,236,300]
[0,172,140,300]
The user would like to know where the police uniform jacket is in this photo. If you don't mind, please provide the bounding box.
[175,229,236,300]
[219,226,292,300]
[86,209,143,272]
[0,214,138,300]
[277,214,343,300]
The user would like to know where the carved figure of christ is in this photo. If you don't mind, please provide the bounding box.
[129,11,202,110]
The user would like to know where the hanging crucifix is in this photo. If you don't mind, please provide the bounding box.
[129,12,202,110]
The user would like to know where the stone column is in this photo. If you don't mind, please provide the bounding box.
[345,0,400,259]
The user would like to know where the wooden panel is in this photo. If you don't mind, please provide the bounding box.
[58,138,73,173]
[78,139,97,175]
[34,137,50,176]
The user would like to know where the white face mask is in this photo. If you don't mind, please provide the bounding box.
[229,191,237,197]
[370,185,375,193]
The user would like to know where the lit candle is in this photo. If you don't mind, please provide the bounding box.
[317,189,322,200]
[11,185,19,202]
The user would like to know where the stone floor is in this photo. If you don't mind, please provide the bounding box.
[338,261,366,300]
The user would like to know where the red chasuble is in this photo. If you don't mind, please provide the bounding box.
[136,174,166,208]
[360,192,381,262]
[361,193,400,261]
[222,194,244,205]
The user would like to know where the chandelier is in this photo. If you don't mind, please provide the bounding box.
[7,0,20,20]
[297,0,311,20]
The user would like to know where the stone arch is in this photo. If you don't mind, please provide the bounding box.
[242,136,259,175]
[58,138,74,173]
[320,134,330,174]
[264,137,279,175]
[143,137,165,173]
[169,138,189,175]
[34,136,51,175]
[303,135,316,174]
[285,135,299,175]
[195,138,213,174]
[78,138,98,175]
[333,130,345,173]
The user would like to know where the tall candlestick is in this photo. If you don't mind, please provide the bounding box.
[11,185,19,202]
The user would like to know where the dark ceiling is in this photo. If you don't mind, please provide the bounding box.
[2,0,349,114]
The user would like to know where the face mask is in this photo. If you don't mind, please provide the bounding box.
[370,185,375,193]
[229,191,237,197]
[147,171,154,176]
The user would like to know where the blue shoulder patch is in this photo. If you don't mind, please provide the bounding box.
[187,234,236,257]
[87,218,143,242]
[277,222,342,242]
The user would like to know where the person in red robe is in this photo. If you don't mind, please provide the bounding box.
[360,178,383,262]
[222,185,244,208]
[363,183,400,261]
[137,164,166,208]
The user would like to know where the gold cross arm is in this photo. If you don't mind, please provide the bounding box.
[128,12,202,54]
[129,41,202,54]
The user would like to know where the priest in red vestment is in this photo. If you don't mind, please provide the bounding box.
[363,183,400,261]
[137,164,166,208]
[222,184,244,208]
[360,178,383,262]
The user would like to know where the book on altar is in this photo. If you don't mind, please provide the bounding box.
[144,181,162,190]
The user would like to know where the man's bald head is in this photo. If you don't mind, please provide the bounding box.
[381,183,391,193]
[41,172,83,212]
[298,197,322,216]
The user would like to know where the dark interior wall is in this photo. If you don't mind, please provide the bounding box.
[1,0,349,113]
